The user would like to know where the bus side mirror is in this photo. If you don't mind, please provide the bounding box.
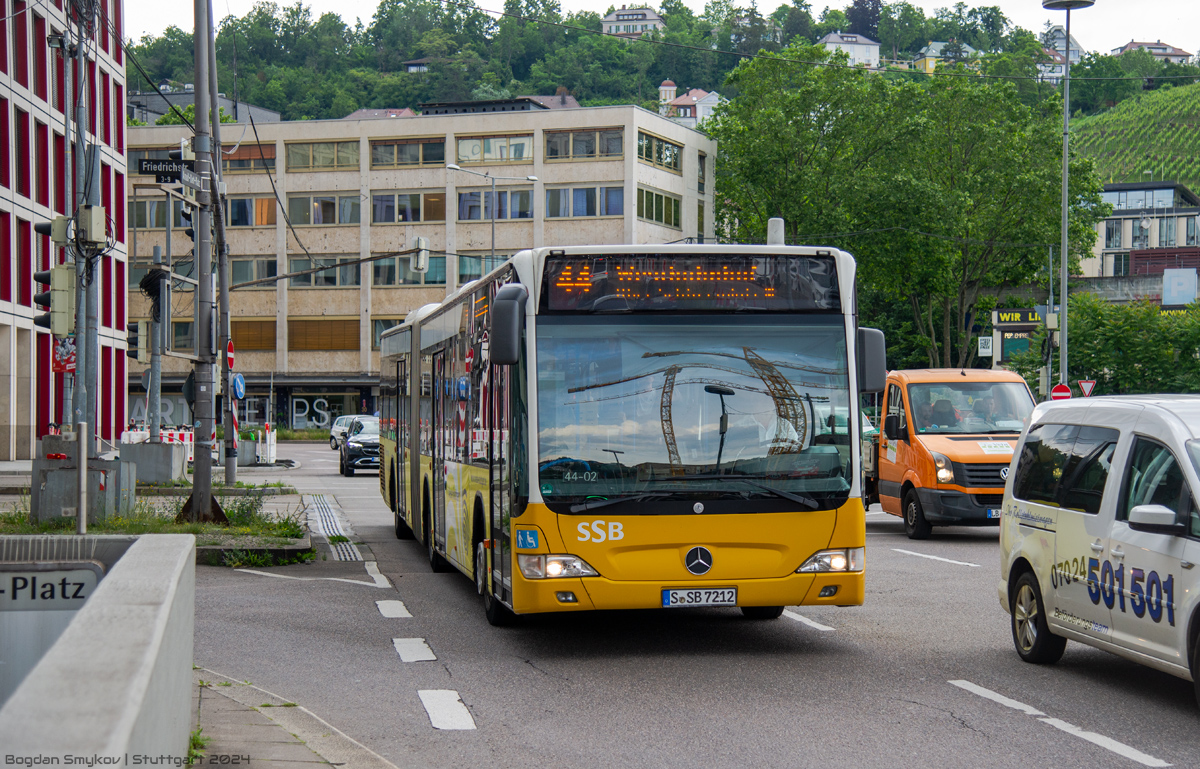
[858,327,886,393]
[883,414,906,442]
[490,284,528,366]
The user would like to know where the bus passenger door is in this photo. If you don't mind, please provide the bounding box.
[432,350,448,553]
[489,363,513,603]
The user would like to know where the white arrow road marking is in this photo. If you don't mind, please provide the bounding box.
[393,637,436,662]
[418,690,476,730]
[376,599,411,618]
[783,610,834,632]
[949,681,1171,767]
[236,560,392,588]
[892,548,981,567]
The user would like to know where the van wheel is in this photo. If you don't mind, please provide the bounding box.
[741,606,784,620]
[904,489,932,540]
[1191,631,1200,709]
[1011,571,1066,664]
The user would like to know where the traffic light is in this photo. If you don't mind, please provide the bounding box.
[180,206,195,243]
[33,216,71,245]
[125,320,149,364]
[33,265,76,336]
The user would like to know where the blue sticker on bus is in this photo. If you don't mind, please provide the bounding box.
[516,529,539,550]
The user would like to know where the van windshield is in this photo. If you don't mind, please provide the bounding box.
[908,382,1034,435]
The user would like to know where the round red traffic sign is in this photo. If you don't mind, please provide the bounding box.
[226,340,235,370]
[1051,383,1072,400]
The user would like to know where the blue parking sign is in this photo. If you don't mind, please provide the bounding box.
[516,529,539,550]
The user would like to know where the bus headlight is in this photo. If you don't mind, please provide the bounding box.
[518,554,599,579]
[932,452,954,484]
[797,548,864,573]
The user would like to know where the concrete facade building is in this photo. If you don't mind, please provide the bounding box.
[126,87,281,125]
[125,104,715,430]
[2,0,128,459]
[1084,181,1200,279]
[601,6,665,37]
[817,31,881,69]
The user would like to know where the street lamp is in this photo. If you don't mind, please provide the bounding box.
[446,164,538,261]
[1043,0,1094,386]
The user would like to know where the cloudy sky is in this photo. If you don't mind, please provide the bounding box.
[125,1,1199,57]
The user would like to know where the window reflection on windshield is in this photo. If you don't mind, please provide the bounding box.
[536,317,851,509]
[908,382,1034,435]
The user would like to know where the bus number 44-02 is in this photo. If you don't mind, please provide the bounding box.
[577,520,625,543]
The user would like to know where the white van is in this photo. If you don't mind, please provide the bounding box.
[998,395,1200,706]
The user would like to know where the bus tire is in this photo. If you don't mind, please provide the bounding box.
[424,498,451,573]
[478,540,515,626]
[741,606,784,620]
[904,489,931,540]
[392,471,414,540]
[1010,571,1066,664]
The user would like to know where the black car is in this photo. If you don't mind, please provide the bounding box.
[339,417,380,476]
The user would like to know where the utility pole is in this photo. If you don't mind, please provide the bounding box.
[209,0,236,485]
[192,0,216,519]
[149,246,164,441]
[70,11,90,455]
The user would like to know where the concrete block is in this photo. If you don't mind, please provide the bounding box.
[121,441,188,483]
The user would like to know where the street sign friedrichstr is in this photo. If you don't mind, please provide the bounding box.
[1079,380,1097,397]
[1051,383,1072,400]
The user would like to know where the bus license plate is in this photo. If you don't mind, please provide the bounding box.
[987,508,1002,519]
[662,588,737,607]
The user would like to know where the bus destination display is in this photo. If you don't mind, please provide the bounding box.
[541,253,841,312]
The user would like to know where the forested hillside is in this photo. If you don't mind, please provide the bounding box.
[127,0,1033,121]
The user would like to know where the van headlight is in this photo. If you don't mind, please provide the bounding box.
[518,554,599,579]
[931,452,955,484]
[798,548,864,573]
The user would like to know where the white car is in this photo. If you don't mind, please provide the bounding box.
[330,415,355,449]
[998,395,1200,706]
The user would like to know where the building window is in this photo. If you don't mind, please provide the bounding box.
[457,189,533,220]
[1112,253,1129,276]
[1159,218,1176,247]
[129,199,190,229]
[458,255,508,283]
[128,147,171,173]
[698,153,706,193]
[372,254,446,286]
[545,129,623,160]
[370,139,445,168]
[227,197,277,227]
[286,195,360,225]
[637,132,682,173]
[455,134,533,164]
[372,191,446,223]
[636,188,682,229]
[231,320,277,351]
[285,141,359,171]
[372,318,402,349]
[223,144,275,173]
[288,319,360,351]
[288,257,361,287]
[1132,220,1150,249]
[231,258,277,286]
[546,186,623,218]
[697,200,705,239]
[1105,219,1122,249]
[1188,216,1197,246]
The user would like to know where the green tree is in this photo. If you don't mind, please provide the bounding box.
[845,0,881,40]
[877,1,926,59]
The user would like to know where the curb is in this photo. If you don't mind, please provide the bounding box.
[195,534,314,565]
[138,486,299,496]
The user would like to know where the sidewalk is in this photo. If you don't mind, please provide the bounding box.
[192,670,403,769]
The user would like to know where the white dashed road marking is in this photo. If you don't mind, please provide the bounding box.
[783,610,834,632]
[393,637,437,662]
[892,548,981,567]
[418,690,476,730]
[377,599,412,618]
[949,680,1171,767]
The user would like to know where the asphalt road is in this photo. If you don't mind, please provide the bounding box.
[196,444,1199,768]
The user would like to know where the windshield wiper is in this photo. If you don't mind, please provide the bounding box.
[734,480,820,510]
[569,492,672,513]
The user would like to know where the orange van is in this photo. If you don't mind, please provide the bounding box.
[863,369,1036,539]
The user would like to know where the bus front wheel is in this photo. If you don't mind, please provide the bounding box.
[741,606,784,620]
[478,540,514,626]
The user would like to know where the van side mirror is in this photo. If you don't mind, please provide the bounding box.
[490,284,528,366]
[858,327,886,393]
[883,414,906,442]
[1127,504,1186,534]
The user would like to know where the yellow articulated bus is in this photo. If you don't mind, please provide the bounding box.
[379,244,886,625]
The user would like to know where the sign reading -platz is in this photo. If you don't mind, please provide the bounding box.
[0,561,104,611]
[1051,383,1072,400]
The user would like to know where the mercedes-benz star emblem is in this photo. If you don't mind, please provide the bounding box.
[692,502,705,514]
[685,546,713,575]
[1000,466,1009,480]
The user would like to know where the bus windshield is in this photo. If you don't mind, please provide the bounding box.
[908,381,1035,435]
[536,315,851,512]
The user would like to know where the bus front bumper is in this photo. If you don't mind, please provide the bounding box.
[511,571,864,614]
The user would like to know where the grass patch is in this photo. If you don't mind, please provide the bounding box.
[274,427,331,441]
[220,548,316,568]
[187,727,210,765]
[328,534,349,544]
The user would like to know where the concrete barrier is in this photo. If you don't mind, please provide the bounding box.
[0,534,196,761]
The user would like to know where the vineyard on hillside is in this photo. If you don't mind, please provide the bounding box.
[1072,82,1200,191]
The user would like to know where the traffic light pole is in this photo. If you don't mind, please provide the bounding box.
[149,246,164,443]
[192,0,216,520]
[208,0,236,486]
[70,15,89,455]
